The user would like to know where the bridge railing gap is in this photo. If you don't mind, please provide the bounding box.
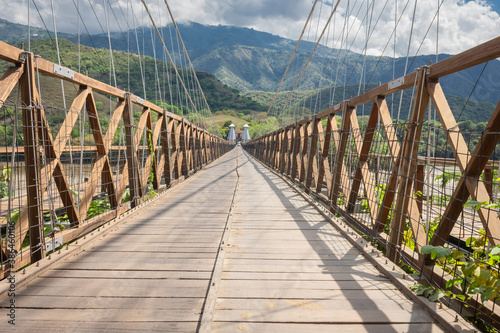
[244,36,500,330]
[0,41,231,280]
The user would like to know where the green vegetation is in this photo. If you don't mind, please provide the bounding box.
[411,243,500,305]
[245,84,497,123]
[5,38,268,116]
[0,166,11,198]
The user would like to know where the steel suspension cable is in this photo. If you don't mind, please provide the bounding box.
[141,0,213,134]
[272,0,342,129]
[257,0,319,133]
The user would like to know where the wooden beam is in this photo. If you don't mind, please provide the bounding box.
[141,110,154,194]
[328,112,351,204]
[20,54,43,263]
[0,66,23,108]
[330,105,353,210]
[150,114,163,190]
[346,104,379,221]
[279,129,289,174]
[429,36,500,78]
[374,98,403,233]
[316,115,334,195]
[428,81,500,246]
[305,117,320,193]
[299,122,311,183]
[387,69,430,262]
[86,92,118,208]
[290,125,302,181]
[122,94,141,208]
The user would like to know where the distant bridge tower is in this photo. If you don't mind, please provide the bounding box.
[242,124,251,143]
[227,123,236,144]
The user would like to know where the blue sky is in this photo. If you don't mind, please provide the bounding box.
[490,0,500,12]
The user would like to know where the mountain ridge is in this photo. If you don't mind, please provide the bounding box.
[0,18,498,122]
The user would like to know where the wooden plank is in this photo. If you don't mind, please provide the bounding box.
[0,321,197,332]
[219,279,396,291]
[12,294,205,310]
[211,323,444,333]
[213,307,434,324]
[0,308,203,322]
[221,271,393,281]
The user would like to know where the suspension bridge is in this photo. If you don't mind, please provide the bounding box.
[0,0,499,331]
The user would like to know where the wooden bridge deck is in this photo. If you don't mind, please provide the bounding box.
[0,148,448,332]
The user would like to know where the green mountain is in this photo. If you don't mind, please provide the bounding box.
[4,38,268,116]
[0,18,73,42]
[0,19,497,124]
[246,84,497,123]
[60,21,500,107]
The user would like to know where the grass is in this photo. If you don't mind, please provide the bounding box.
[213,114,249,128]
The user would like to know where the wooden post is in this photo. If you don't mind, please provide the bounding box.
[415,164,424,214]
[291,125,302,180]
[123,93,141,208]
[179,120,189,177]
[330,104,353,210]
[484,168,493,199]
[387,68,430,262]
[285,127,294,175]
[316,115,333,195]
[20,52,44,263]
[279,129,288,174]
[305,116,319,193]
[299,121,311,183]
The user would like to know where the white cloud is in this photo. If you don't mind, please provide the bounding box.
[0,0,498,57]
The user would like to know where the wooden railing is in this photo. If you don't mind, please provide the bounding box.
[245,37,500,322]
[0,42,231,279]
